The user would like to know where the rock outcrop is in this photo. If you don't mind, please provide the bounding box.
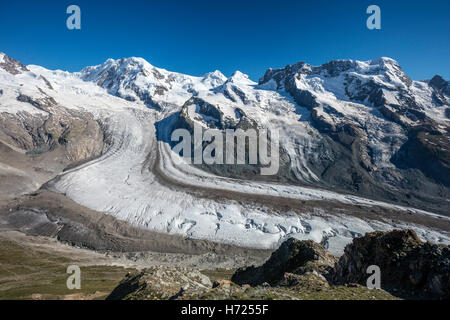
[107,230,450,300]
[0,53,29,75]
[1,100,105,164]
[106,235,403,300]
[231,238,337,286]
[333,229,450,299]
[106,266,212,300]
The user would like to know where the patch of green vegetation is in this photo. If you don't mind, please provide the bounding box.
[0,238,133,300]
[186,284,398,300]
[200,268,236,281]
[25,149,45,156]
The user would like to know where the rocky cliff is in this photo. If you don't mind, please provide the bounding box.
[333,229,450,299]
[107,230,450,300]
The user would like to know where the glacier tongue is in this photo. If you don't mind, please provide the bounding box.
[2,53,450,256]
[47,105,450,256]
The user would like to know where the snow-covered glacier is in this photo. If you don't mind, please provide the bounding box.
[1,52,449,255]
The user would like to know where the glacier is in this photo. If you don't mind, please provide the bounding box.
[1,52,449,256]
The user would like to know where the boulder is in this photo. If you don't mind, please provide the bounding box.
[231,238,337,286]
[106,266,212,300]
[333,229,450,299]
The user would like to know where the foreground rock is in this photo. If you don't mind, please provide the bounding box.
[107,266,212,300]
[107,265,396,300]
[231,238,337,286]
[333,229,450,299]
[107,236,398,300]
[107,230,450,300]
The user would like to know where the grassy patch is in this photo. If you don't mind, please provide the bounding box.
[25,149,46,156]
[0,238,133,300]
[200,268,236,282]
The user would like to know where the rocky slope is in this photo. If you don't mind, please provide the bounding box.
[107,266,397,300]
[0,54,106,199]
[79,55,450,215]
[333,229,450,299]
[108,229,450,300]
[1,52,450,255]
[0,53,104,163]
[257,58,450,213]
[231,238,337,286]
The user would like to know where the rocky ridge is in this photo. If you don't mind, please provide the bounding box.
[333,229,450,299]
[1,52,450,255]
[107,229,450,300]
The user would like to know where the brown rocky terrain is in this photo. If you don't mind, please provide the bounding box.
[1,53,449,301]
[231,238,337,286]
[0,105,105,200]
[106,229,450,300]
[0,190,271,268]
[106,265,397,300]
[333,229,450,299]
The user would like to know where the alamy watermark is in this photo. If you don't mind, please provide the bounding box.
[66,5,81,30]
[366,5,381,30]
[366,265,381,289]
[66,265,81,290]
[65,5,380,31]
[171,124,280,175]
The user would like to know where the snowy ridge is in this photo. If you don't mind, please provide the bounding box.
[1,53,449,255]
[50,105,450,255]
[80,57,227,110]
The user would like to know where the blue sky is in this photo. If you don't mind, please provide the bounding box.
[0,0,449,81]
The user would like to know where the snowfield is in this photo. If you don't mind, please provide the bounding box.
[50,105,450,256]
[1,53,449,256]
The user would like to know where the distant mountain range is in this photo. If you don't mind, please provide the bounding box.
[77,53,450,213]
[1,52,449,254]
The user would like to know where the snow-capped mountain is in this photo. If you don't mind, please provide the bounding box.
[260,57,449,128]
[77,54,450,215]
[256,58,450,209]
[1,52,449,255]
[79,57,227,110]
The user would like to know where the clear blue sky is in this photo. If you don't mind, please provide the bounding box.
[0,0,449,81]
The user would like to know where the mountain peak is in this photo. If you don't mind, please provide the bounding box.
[203,69,226,79]
[230,70,248,78]
[429,75,448,89]
[0,52,29,75]
[202,70,227,87]
[228,70,254,85]
[370,56,399,66]
[80,56,157,85]
[101,56,153,70]
[259,57,410,89]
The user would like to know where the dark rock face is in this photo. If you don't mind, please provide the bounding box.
[429,75,449,93]
[179,97,226,130]
[177,97,259,132]
[0,54,29,75]
[392,129,450,187]
[107,272,143,300]
[1,92,105,164]
[231,238,337,286]
[171,97,293,182]
[257,59,450,216]
[333,229,450,299]
[104,232,449,300]
[231,231,450,299]
[106,267,212,300]
[429,75,450,106]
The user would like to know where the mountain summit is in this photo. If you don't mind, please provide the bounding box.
[1,53,449,254]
